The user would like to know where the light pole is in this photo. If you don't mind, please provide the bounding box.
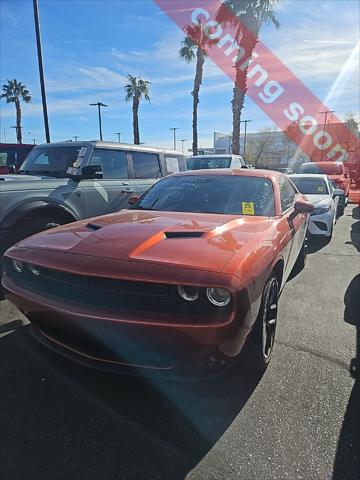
[318,110,335,162]
[89,102,108,141]
[170,127,178,150]
[10,125,22,143]
[115,132,124,142]
[180,139,187,153]
[240,119,252,160]
[73,136,79,141]
[33,0,50,143]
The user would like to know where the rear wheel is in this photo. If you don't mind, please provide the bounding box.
[244,275,279,371]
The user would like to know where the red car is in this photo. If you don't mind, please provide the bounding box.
[298,161,351,201]
[2,169,313,378]
[0,143,35,174]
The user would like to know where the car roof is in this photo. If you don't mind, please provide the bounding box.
[301,161,343,167]
[188,154,241,158]
[289,173,328,180]
[170,168,279,179]
[35,140,183,155]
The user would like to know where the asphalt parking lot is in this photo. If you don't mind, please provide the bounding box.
[0,204,359,480]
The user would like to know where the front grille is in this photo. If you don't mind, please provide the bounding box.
[5,259,230,323]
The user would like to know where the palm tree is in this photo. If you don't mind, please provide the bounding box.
[217,1,279,154]
[124,74,150,145]
[0,79,32,144]
[179,25,217,155]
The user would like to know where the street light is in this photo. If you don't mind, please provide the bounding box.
[89,102,108,141]
[240,119,252,160]
[170,127,178,150]
[180,139,187,153]
[318,110,335,162]
[10,125,22,143]
[115,132,124,143]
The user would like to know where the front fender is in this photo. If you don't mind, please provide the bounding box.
[1,200,78,228]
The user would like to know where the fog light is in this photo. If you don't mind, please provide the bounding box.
[12,260,24,273]
[206,287,231,306]
[29,264,41,276]
[177,285,199,302]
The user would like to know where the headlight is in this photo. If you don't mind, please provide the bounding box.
[310,204,331,216]
[177,285,200,302]
[12,259,24,273]
[29,264,41,276]
[206,287,231,307]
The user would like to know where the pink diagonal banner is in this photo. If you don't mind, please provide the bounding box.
[154,0,359,204]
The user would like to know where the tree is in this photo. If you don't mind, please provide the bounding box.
[217,1,279,154]
[124,74,150,145]
[0,79,31,144]
[245,127,276,167]
[179,24,217,155]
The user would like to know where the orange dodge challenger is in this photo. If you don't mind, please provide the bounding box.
[2,169,313,378]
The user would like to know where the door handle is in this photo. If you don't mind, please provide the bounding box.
[121,190,134,194]
[121,182,129,186]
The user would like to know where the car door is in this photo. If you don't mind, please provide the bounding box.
[131,151,163,196]
[81,148,136,217]
[279,176,307,278]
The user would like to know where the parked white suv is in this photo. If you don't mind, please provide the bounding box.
[186,154,247,170]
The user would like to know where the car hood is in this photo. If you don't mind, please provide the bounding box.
[16,210,271,272]
[0,174,47,181]
[304,194,332,205]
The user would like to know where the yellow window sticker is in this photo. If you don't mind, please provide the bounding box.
[242,202,255,215]
[317,186,324,192]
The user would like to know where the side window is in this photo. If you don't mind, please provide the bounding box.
[279,176,297,212]
[89,149,128,179]
[165,156,180,175]
[132,152,161,179]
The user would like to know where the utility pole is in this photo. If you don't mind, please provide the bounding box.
[73,136,79,141]
[33,0,50,143]
[240,119,252,160]
[180,139,187,153]
[32,139,36,145]
[10,125,22,143]
[89,102,108,141]
[115,132,124,142]
[318,110,335,162]
[170,127,178,150]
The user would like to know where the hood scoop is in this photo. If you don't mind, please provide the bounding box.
[164,231,205,239]
[86,222,104,231]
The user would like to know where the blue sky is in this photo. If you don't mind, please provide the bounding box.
[0,0,359,150]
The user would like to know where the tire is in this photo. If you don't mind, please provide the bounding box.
[337,204,345,218]
[244,275,279,371]
[8,217,62,247]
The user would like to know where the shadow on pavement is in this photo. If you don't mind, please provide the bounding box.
[333,274,360,480]
[0,326,262,480]
[306,236,330,254]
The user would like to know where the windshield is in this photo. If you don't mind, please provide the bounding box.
[131,175,275,216]
[291,177,329,195]
[298,163,343,175]
[19,145,84,177]
[186,156,231,170]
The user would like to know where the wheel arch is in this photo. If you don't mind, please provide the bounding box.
[2,201,79,229]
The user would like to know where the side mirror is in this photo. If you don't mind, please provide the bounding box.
[294,199,314,214]
[8,164,16,174]
[333,188,345,197]
[81,165,103,179]
[128,195,140,206]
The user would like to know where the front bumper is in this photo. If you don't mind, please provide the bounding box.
[2,273,252,379]
[308,212,334,237]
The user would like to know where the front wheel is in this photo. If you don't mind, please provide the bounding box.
[244,276,279,371]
